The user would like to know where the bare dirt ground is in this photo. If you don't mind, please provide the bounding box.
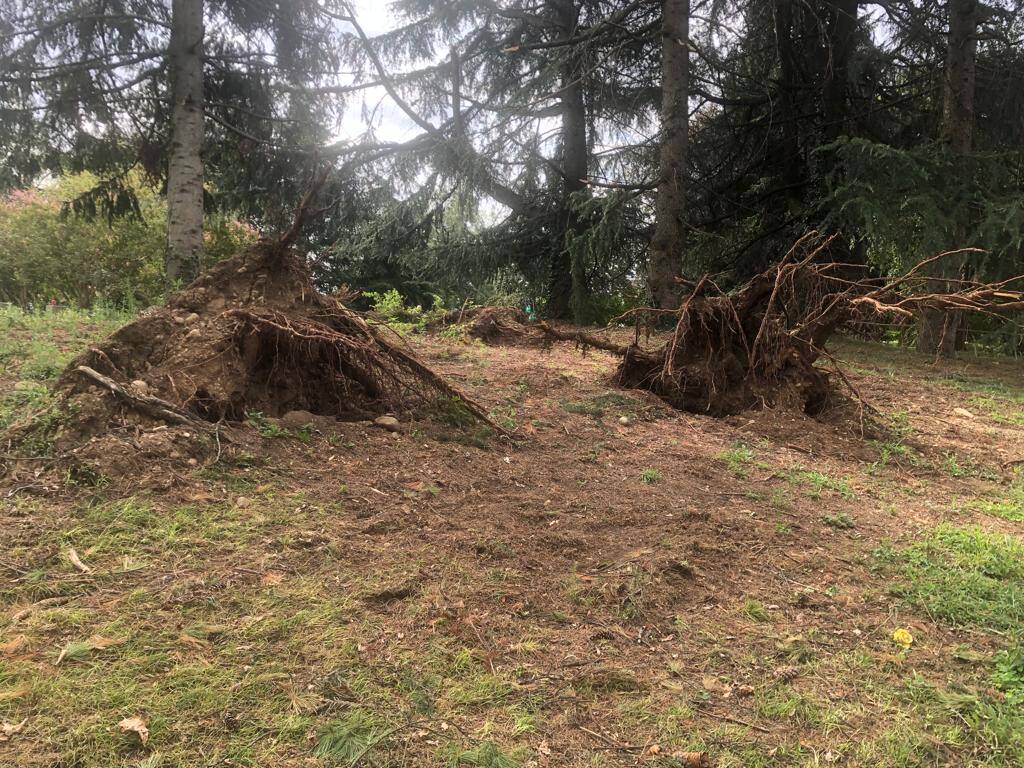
[2,315,1024,767]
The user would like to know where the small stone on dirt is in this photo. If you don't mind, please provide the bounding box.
[618,415,631,425]
[281,410,317,430]
[374,415,401,432]
[235,496,253,509]
[130,379,149,395]
[184,312,200,325]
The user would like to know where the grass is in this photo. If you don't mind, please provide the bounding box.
[785,467,855,500]
[0,305,129,379]
[4,310,1024,767]
[0,491,538,766]
[561,392,641,420]
[942,373,1024,426]
[941,452,998,481]
[742,599,772,623]
[973,479,1024,522]
[640,468,662,484]
[0,305,131,455]
[717,442,754,477]
[876,524,1024,632]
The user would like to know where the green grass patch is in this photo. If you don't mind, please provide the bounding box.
[876,524,1024,631]
[785,467,855,500]
[561,392,640,420]
[640,468,662,484]
[717,442,754,478]
[973,479,1024,522]
[823,512,856,530]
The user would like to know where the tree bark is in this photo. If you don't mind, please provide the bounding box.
[547,0,589,320]
[822,0,859,142]
[165,0,205,286]
[772,0,803,204]
[648,0,689,311]
[917,0,978,357]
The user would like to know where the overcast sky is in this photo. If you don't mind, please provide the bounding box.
[335,1,419,144]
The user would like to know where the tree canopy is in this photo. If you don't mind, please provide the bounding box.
[1,0,1023,343]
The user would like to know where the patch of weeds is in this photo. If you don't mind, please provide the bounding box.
[870,417,918,470]
[0,380,54,430]
[561,392,639,420]
[904,673,1024,764]
[367,289,444,335]
[315,708,393,763]
[490,405,517,432]
[769,489,793,514]
[245,410,288,438]
[437,324,467,341]
[17,340,71,380]
[717,442,754,478]
[641,468,662,484]
[562,569,597,608]
[786,467,855,500]
[992,647,1024,705]
[942,452,998,481]
[823,511,855,529]
[616,568,652,621]
[1,385,74,457]
[754,684,823,726]
[743,599,772,623]
[973,478,1024,522]
[444,740,520,768]
[876,524,1024,632]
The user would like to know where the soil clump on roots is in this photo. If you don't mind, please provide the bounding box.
[8,241,499,479]
[543,234,1024,418]
[437,306,545,345]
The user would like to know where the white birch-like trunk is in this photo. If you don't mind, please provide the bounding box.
[165,0,204,285]
[649,0,689,311]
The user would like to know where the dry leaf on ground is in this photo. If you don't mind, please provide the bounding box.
[0,719,27,742]
[118,715,149,745]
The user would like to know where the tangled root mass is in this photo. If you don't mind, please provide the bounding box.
[58,241,497,439]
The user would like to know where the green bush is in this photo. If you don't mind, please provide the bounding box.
[0,173,256,309]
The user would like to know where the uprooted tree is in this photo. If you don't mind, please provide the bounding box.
[0,229,507,475]
[542,234,1024,417]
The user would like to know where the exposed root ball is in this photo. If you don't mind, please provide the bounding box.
[546,233,1024,417]
[439,306,542,345]
[55,241,500,443]
[614,295,832,416]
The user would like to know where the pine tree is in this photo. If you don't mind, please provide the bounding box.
[0,0,347,282]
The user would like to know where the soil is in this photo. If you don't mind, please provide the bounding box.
[17,242,498,478]
[2,324,1023,766]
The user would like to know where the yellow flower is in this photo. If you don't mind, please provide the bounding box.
[892,628,914,648]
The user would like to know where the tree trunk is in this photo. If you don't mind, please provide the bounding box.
[917,0,978,357]
[772,0,802,204]
[547,0,589,320]
[648,0,689,311]
[822,0,858,142]
[166,0,205,286]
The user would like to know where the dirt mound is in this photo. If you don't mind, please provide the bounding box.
[25,241,501,474]
[438,306,543,345]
